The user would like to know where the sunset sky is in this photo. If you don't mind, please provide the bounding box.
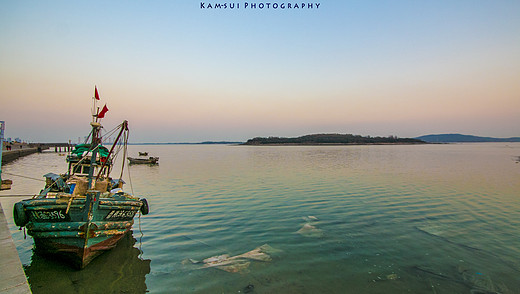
[1,1,519,143]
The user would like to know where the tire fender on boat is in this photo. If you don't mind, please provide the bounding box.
[140,198,150,215]
[13,202,28,227]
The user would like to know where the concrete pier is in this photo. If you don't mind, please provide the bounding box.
[1,148,39,165]
[0,203,31,293]
[1,143,69,165]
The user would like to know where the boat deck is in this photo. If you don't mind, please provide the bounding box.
[0,202,32,293]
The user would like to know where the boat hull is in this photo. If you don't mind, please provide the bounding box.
[19,194,143,268]
[33,229,130,268]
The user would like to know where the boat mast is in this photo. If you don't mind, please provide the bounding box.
[87,89,102,190]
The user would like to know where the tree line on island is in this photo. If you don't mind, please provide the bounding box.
[242,134,426,145]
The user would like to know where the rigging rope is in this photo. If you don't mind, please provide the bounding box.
[0,194,38,198]
[1,172,45,182]
[123,131,135,196]
[100,123,121,145]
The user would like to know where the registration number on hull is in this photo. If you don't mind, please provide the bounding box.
[105,210,136,221]
[31,210,70,222]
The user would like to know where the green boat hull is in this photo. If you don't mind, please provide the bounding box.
[18,192,144,268]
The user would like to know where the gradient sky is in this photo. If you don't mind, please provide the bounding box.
[1,1,519,143]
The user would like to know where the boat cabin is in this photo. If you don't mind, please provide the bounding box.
[67,144,112,178]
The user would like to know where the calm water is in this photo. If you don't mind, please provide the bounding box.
[1,143,519,293]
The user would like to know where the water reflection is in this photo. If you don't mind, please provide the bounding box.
[24,231,151,294]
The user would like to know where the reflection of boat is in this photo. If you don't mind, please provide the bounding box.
[24,231,151,293]
[128,156,159,165]
[13,89,150,269]
[138,152,148,156]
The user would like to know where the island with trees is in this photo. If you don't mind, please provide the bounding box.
[242,134,426,145]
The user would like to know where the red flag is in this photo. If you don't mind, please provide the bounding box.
[98,104,109,118]
[95,86,100,100]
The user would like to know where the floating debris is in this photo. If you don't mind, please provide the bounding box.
[187,244,279,273]
[302,215,319,222]
[296,223,324,238]
[297,215,324,238]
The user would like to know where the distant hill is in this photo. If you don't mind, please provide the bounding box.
[416,134,520,143]
[243,134,425,145]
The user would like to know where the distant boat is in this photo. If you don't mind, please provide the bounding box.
[138,152,148,156]
[13,90,149,269]
[127,156,159,165]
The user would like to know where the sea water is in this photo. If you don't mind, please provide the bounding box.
[1,143,519,293]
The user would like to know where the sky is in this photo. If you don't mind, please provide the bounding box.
[0,1,519,143]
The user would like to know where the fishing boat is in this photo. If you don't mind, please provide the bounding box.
[127,156,159,165]
[12,89,149,269]
[138,152,148,156]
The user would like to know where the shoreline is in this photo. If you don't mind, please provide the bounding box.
[240,142,431,146]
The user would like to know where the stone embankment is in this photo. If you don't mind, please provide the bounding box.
[1,143,55,165]
[2,148,40,165]
[2,143,41,165]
